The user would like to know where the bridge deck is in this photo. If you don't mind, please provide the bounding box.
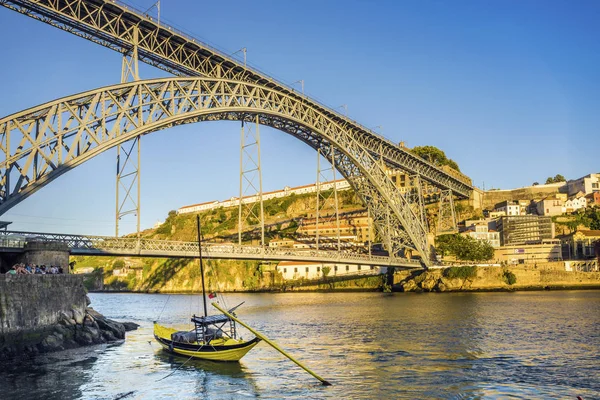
[0,231,423,269]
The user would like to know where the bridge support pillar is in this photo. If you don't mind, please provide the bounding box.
[22,241,70,272]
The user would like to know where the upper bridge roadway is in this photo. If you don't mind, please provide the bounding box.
[0,230,423,269]
[0,0,472,198]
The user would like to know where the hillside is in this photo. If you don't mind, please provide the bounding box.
[74,189,366,292]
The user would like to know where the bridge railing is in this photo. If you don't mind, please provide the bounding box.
[0,230,422,266]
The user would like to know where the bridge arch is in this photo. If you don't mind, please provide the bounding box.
[0,78,431,264]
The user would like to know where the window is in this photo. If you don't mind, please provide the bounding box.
[370,266,374,270]
[317,266,321,272]
[306,267,309,272]
[294,267,298,273]
[346,265,350,271]
[358,265,361,270]
[283,268,287,273]
[334,266,338,271]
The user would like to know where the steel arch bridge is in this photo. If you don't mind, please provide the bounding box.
[0,0,474,267]
[2,77,437,265]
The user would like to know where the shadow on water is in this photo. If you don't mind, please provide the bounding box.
[152,348,262,399]
[0,344,113,400]
[153,350,245,378]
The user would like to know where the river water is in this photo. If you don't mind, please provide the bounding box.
[1,291,599,399]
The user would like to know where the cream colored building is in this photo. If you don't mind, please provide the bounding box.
[494,241,562,264]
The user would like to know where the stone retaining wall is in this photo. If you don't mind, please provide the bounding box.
[0,274,86,335]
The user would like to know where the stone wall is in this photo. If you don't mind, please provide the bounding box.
[0,275,86,335]
[481,186,562,210]
[23,241,70,269]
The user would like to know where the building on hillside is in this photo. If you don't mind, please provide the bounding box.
[565,173,600,196]
[496,215,554,246]
[297,211,374,244]
[176,179,351,215]
[564,193,587,213]
[487,210,506,219]
[535,196,566,216]
[276,261,385,281]
[268,239,296,248]
[460,224,500,247]
[560,230,600,260]
[585,192,600,207]
[493,200,523,216]
[494,241,562,264]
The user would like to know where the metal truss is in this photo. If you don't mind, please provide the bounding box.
[437,189,457,234]
[315,146,341,251]
[0,77,434,265]
[238,116,264,246]
[0,0,472,198]
[115,24,141,237]
[407,174,428,232]
[0,230,422,268]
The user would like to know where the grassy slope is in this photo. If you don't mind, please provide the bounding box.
[74,189,367,292]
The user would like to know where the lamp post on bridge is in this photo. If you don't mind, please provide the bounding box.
[291,80,304,95]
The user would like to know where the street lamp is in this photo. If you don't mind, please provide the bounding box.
[335,104,348,116]
[231,47,247,68]
[292,80,304,95]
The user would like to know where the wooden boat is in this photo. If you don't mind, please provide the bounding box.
[153,314,260,361]
[153,215,260,362]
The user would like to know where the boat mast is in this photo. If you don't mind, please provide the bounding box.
[196,215,208,318]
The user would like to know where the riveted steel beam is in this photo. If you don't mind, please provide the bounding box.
[0,0,472,198]
[0,77,434,265]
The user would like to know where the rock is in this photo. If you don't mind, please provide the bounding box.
[74,330,93,346]
[72,308,85,325]
[82,326,103,344]
[83,315,95,327]
[122,322,139,332]
[86,295,91,306]
[102,330,117,342]
[96,317,126,340]
[420,277,437,292]
[401,279,418,292]
[39,334,64,352]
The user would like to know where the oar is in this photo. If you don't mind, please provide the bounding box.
[212,302,332,386]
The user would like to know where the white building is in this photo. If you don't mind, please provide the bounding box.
[177,179,351,215]
[494,200,522,216]
[565,173,600,196]
[564,193,587,212]
[461,224,501,248]
[277,261,386,281]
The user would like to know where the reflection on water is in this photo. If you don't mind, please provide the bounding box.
[0,291,598,399]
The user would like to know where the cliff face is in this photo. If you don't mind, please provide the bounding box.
[396,265,600,292]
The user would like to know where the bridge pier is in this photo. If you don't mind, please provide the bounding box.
[22,241,70,272]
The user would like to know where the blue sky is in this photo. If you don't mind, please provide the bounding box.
[0,0,598,235]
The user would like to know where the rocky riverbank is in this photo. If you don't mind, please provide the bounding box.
[0,306,138,360]
[395,264,600,293]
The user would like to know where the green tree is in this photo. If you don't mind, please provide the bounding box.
[411,146,461,172]
[435,234,494,262]
[545,174,566,184]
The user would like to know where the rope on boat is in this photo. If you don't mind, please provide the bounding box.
[156,354,196,382]
[155,294,172,322]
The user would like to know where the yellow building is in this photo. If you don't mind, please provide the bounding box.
[297,211,374,243]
